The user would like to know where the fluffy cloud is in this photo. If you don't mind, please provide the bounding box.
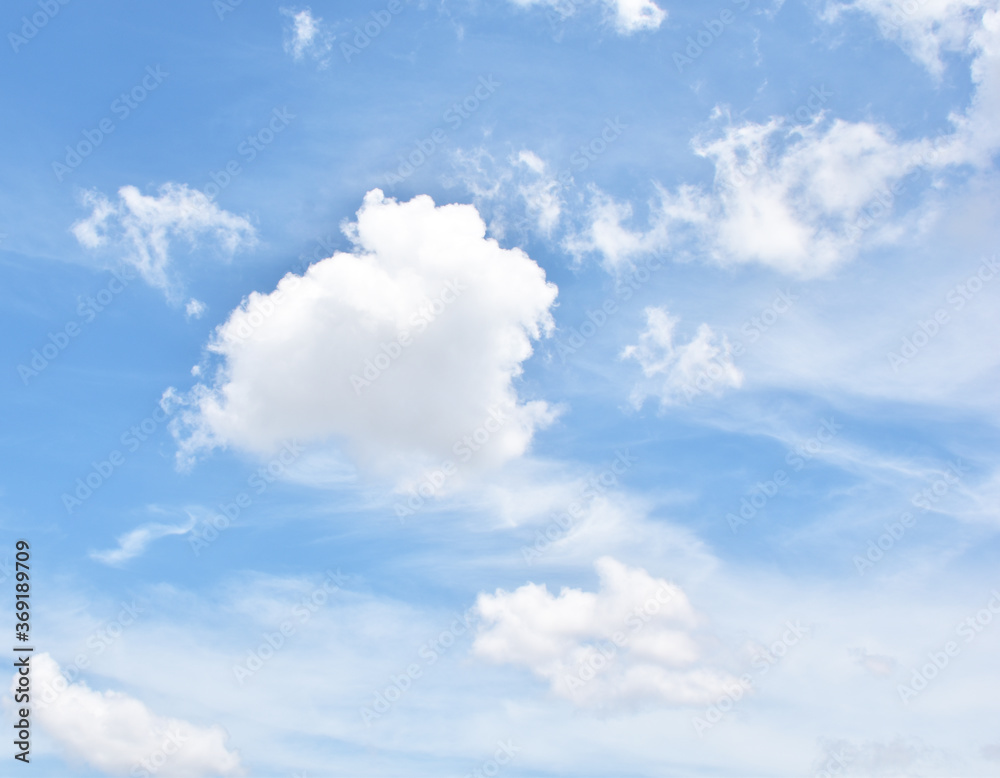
[173,189,558,484]
[623,307,743,407]
[506,0,666,35]
[72,183,256,304]
[185,298,208,319]
[572,117,932,276]
[564,185,698,272]
[281,7,331,64]
[690,117,930,274]
[447,147,564,239]
[24,653,242,776]
[472,556,739,707]
[609,0,667,33]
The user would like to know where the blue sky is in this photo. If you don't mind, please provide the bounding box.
[3,0,1000,775]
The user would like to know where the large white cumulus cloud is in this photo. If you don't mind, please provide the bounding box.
[173,189,559,481]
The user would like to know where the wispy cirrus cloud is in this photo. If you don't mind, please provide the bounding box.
[90,514,197,566]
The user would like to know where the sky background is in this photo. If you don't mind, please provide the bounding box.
[2,0,1000,775]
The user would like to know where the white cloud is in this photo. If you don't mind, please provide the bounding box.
[282,7,331,63]
[827,0,1000,165]
[186,298,207,319]
[572,116,931,276]
[691,117,929,274]
[514,150,563,235]
[609,0,667,33]
[825,0,986,77]
[958,6,1000,159]
[472,556,740,707]
[447,148,564,239]
[564,186,684,272]
[622,307,743,407]
[505,0,666,35]
[71,183,256,303]
[90,515,197,566]
[570,2,1000,277]
[172,189,559,485]
[23,653,243,776]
